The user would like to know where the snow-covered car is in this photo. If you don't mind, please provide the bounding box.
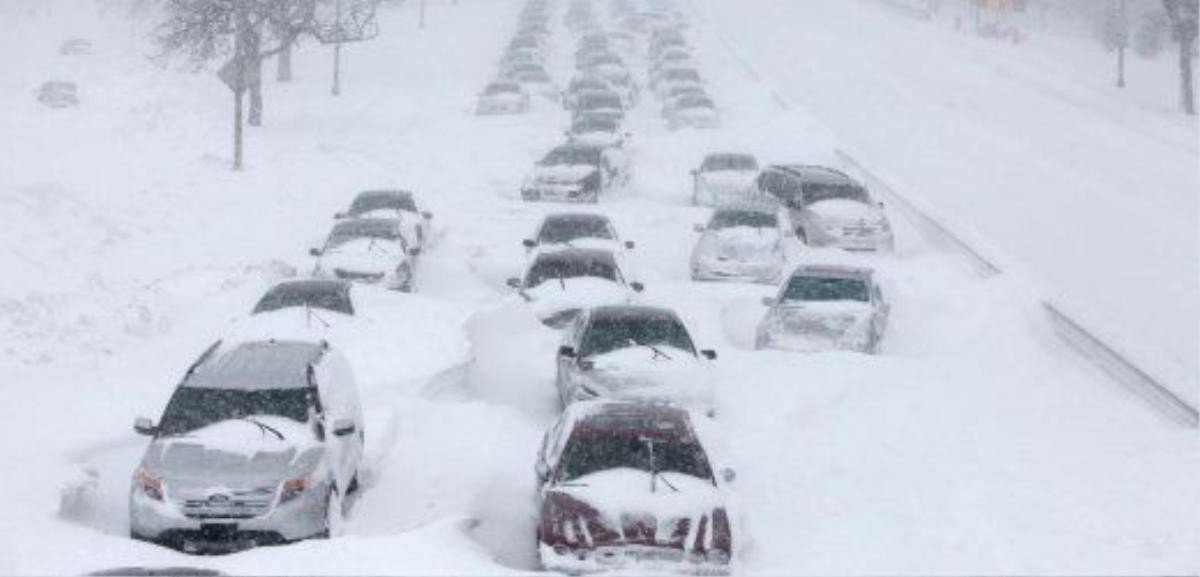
[129,339,364,553]
[36,80,78,109]
[583,66,638,107]
[571,90,626,125]
[756,165,895,252]
[562,75,613,110]
[523,212,636,254]
[651,66,702,97]
[691,153,760,206]
[555,305,717,409]
[335,190,433,248]
[476,80,531,115]
[665,94,720,130]
[310,218,420,291]
[506,64,558,100]
[535,401,734,575]
[521,143,628,203]
[690,205,784,284]
[507,248,643,328]
[755,264,889,353]
[566,115,628,149]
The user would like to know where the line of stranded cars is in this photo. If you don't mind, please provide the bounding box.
[128,190,434,553]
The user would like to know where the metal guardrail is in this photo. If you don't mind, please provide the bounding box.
[836,150,1198,428]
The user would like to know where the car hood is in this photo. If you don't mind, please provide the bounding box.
[569,132,623,148]
[697,170,757,192]
[697,227,779,261]
[768,301,874,340]
[530,165,598,185]
[525,277,632,320]
[581,346,713,407]
[319,239,404,273]
[806,199,883,222]
[547,468,725,549]
[143,417,321,490]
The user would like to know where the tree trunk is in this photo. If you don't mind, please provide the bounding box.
[1117,45,1126,87]
[249,56,264,126]
[1181,38,1196,114]
[277,39,293,83]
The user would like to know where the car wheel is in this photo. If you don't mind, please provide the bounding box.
[324,488,344,538]
[796,227,809,245]
[395,265,413,292]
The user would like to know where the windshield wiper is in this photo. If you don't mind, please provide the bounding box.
[237,417,285,441]
[627,338,673,361]
[640,436,680,494]
[305,303,331,329]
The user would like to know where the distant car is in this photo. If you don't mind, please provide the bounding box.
[36,81,78,109]
[562,76,613,110]
[555,305,717,409]
[535,400,734,574]
[566,115,628,148]
[506,64,558,100]
[583,65,638,106]
[692,153,760,206]
[477,80,531,115]
[571,90,626,125]
[665,94,720,129]
[129,339,364,553]
[335,190,433,248]
[521,143,628,203]
[690,205,784,284]
[253,279,355,316]
[755,264,889,353]
[59,37,93,55]
[310,218,420,291]
[507,248,643,328]
[523,212,635,254]
[652,67,703,97]
[756,165,894,251]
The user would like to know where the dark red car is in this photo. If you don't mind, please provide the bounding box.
[535,401,734,574]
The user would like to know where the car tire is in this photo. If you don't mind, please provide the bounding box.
[796,227,809,245]
[396,265,413,292]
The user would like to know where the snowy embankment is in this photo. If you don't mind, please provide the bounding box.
[0,0,1197,575]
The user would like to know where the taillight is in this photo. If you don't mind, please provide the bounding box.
[278,476,309,504]
[134,468,163,501]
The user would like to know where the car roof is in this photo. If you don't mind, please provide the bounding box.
[331,217,400,236]
[773,165,857,185]
[789,264,875,281]
[185,340,327,391]
[705,152,756,163]
[355,189,413,202]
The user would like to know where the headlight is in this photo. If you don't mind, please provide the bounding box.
[278,475,311,504]
[134,467,163,501]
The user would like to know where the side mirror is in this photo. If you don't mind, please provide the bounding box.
[408,247,422,257]
[332,418,356,437]
[506,277,523,289]
[693,223,706,233]
[522,239,537,248]
[422,211,434,219]
[624,240,635,249]
[630,281,645,293]
[134,417,157,436]
[558,345,576,358]
[761,296,777,307]
[720,467,736,484]
[701,349,717,360]
[536,460,551,483]
[309,247,323,257]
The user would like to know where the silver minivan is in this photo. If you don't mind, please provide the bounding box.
[129,339,364,553]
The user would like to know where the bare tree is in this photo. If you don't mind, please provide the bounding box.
[1163,0,1198,114]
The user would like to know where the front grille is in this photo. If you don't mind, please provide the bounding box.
[179,487,275,520]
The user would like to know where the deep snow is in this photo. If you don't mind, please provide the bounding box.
[0,0,1196,575]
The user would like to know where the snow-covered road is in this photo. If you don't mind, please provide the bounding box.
[0,0,1196,575]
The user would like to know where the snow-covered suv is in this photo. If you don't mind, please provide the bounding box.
[756,165,894,252]
[755,264,889,353]
[522,143,628,203]
[690,205,784,284]
[129,340,364,553]
[535,400,734,574]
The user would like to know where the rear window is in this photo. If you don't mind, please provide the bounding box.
[710,210,776,230]
[703,155,757,172]
[803,183,869,205]
[253,284,354,316]
[782,276,870,303]
[579,313,695,357]
[349,194,416,215]
[526,254,617,287]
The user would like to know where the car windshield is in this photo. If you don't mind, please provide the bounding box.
[710,210,776,229]
[664,68,701,82]
[579,93,622,110]
[325,220,401,249]
[541,146,600,167]
[703,154,757,172]
[677,95,714,109]
[803,182,870,204]
[525,254,618,287]
[571,117,618,134]
[579,313,696,357]
[782,276,870,303]
[539,217,614,243]
[484,83,520,96]
[349,193,416,215]
[156,386,311,437]
[252,284,354,316]
[558,431,713,482]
